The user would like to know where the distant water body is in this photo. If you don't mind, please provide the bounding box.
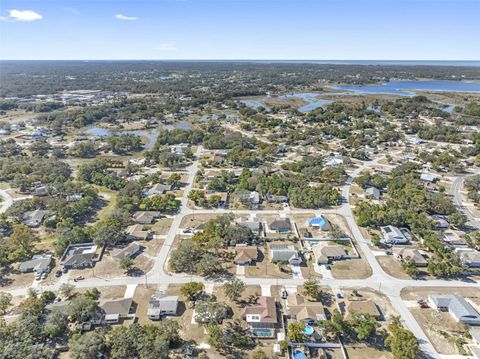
[335,80,480,95]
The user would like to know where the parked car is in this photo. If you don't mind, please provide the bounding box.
[336,293,344,299]
[41,272,48,280]
[55,270,62,278]
[281,289,288,299]
[73,276,84,282]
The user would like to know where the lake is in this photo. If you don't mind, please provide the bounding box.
[334,80,480,95]
[83,126,159,150]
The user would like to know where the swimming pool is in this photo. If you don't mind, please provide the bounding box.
[303,325,314,335]
[293,349,308,359]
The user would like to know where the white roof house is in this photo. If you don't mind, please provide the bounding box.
[268,244,302,265]
[380,225,409,245]
[428,295,480,325]
[147,293,179,320]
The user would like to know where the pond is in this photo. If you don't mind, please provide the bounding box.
[334,80,480,96]
[83,126,159,150]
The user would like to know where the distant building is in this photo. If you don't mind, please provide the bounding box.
[428,295,480,325]
[380,225,409,245]
[147,293,179,320]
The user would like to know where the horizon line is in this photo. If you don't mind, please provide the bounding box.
[1,59,480,62]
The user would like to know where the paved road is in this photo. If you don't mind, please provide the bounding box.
[0,189,13,213]
[451,171,480,230]
[3,151,478,359]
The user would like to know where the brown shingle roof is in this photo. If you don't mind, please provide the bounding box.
[241,296,277,324]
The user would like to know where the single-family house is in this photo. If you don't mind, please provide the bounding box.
[380,225,409,245]
[392,246,428,267]
[365,187,381,200]
[100,298,135,324]
[234,246,258,265]
[428,295,480,325]
[205,191,228,207]
[307,216,329,231]
[32,185,50,197]
[23,209,50,227]
[147,293,179,320]
[431,215,449,229]
[112,242,142,262]
[266,194,288,204]
[286,294,326,324]
[19,254,52,275]
[325,157,344,167]
[269,244,302,265]
[133,211,161,224]
[60,243,98,269]
[267,218,292,233]
[344,300,381,320]
[313,245,347,265]
[146,184,172,197]
[442,230,466,246]
[456,249,480,268]
[171,144,189,156]
[237,220,261,235]
[125,224,151,241]
[240,296,278,337]
[420,172,439,183]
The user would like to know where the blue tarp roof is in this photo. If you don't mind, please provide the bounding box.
[308,216,326,226]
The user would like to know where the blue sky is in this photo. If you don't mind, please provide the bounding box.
[1,0,479,60]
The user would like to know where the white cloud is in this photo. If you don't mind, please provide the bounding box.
[6,9,43,22]
[115,14,137,21]
[156,43,178,51]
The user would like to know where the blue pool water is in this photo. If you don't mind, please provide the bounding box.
[293,350,308,359]
[303,325,314,335]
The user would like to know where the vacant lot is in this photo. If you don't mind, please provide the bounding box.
[376,256,411,280]
[410,307,470,355]
[151,217,173,235]
[0,271,34,290]
[180,213,222,228]
[346,346,393,359]
[331,258,372,279]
